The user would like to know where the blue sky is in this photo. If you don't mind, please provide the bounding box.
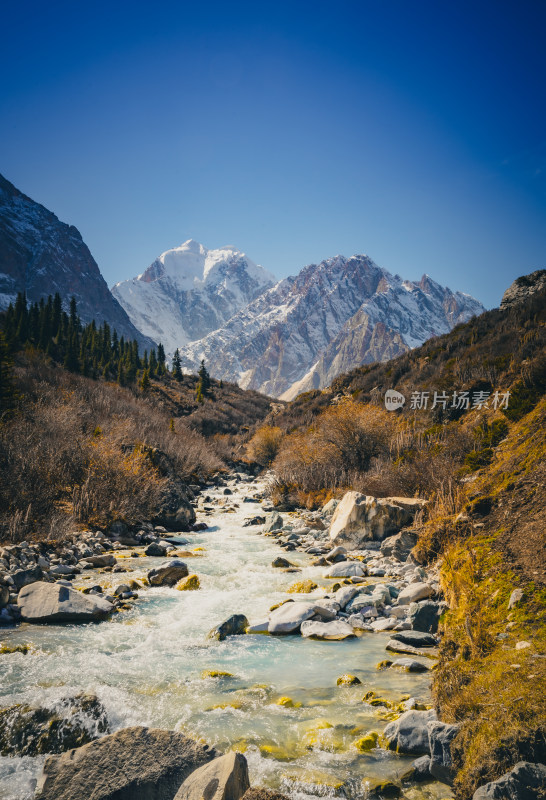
[1,0,545,307]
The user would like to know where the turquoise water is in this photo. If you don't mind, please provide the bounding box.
[0,482,450,800]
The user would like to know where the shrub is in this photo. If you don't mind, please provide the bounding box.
[246,425,284,466]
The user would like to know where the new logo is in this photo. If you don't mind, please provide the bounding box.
[384,389,406,411]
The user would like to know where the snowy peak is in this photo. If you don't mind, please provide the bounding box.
[112,240,276,353]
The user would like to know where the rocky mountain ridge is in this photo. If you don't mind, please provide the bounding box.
[174,253,485,399]
[0,173,154,349]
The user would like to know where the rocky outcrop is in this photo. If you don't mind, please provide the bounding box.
[500,270,546,310]
[329,492,424,547]
[427,721,460,783]
[472,761,546,799]
[242,790,290,800]
[174,752,250,800]
[153,480,196,531]
[17,581,113,623]
[35,726,216,800]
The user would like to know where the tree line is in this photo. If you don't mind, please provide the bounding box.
[0,292,213,410]
[1,291,169,387]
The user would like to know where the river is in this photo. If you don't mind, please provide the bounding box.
[0,478,451,800]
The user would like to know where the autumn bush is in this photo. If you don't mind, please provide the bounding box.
[272,399,392,496]
[246,425,284,466]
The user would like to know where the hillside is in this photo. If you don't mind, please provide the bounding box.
[0,308,273,542]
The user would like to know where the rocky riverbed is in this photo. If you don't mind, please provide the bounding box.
[0,471,456,800]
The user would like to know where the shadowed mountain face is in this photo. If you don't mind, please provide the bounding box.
[0,174,154,349]
[174,253,485,399]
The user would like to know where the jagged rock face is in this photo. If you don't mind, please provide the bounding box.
[500,269,546,309]
[0,173,154,349]
[111,239,276,354]
[176,254,485,399]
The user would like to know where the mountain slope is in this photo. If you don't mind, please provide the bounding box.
[177,254,485,398]
[0,173,154,349]
[111,239,276,355]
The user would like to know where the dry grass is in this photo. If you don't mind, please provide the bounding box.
[0,356,224,540]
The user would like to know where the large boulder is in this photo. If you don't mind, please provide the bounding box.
[410,600,445,633]
[263,512,284,533]
[300,620,355,640]
[80,554,116,568]
[148,560,189,587]
[473,761,546,799]
[268,601,317,634]
[391,631,437,648]
[0,694,109,757]
[154,478,196,531]
[11,565,43,590]
[383,709,437,755]
[18,582,113,623]
[428,721,460,783]
[324,561,366,578]
[208,615,249,641]
[397,583,434,605]
[329,492,422,547]
[174,751,249,800]
[380,530,418,562]
[35,726,216,800]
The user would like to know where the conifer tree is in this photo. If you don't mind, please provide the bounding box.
[140,368,150,391]
[196,359,211,399]
[157,343,166,375]
[172,349,183,381]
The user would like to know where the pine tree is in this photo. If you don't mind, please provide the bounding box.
[172,349,183,381]
[149,348,158,377]
[157,342,166,375]
[196,359,211,399]
[117,360,125,386]
[140,368,150,391]
[64,331,80,372]
[69,296,79,329]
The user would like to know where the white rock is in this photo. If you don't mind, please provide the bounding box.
[300,619,355,640]
[397,582,433,605]
[174,751,249,800]
[324,561,366,578]
[370,617,398,632]
[268,601,317,634]
[329,492,420,548]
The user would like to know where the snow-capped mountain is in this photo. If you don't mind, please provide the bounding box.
[175,254,485,399]
[111,240,276,354]
[0,173,154,349]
